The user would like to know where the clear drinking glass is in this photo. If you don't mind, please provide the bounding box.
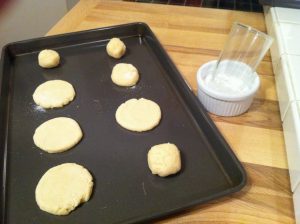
[211,22,273,91]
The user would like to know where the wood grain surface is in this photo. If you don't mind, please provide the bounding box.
[47,1,295,223]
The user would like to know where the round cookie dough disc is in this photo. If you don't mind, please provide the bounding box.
[35,163,93,215]
[148,143,181,177]
[33,117,83,153]
[106,37,126,59]
[33,80,75,109]
[38,49,60,68]
[111,63,139,87]
[115,98,161,132]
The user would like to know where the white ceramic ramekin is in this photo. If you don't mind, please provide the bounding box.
[196,60,260,116]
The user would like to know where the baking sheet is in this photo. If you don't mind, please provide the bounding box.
[0,23,246,224]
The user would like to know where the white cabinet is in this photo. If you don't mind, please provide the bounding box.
[274,56,292,120]
[293,182,300,224]
[264,5,300,223]
[283,102,300,191]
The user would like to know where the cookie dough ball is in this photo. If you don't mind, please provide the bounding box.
[33,117,83,153]
[106,38,126,59]
[111,63,139,87]
[148,143,181,177]
[33,80,75,109]
[38,49,60,68]
[35,163,93,215]
[115,98,161,132]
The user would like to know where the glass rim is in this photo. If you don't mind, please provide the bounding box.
[233,22,273,42]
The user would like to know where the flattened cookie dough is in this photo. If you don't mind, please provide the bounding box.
[148,143,181,177]
[106,38,126,59]
[111,63,139,87]
[38,49,60,68]
[33,80,75,109]
[33,117,83,153]
[115,98,161,132]
[35,163,93,215]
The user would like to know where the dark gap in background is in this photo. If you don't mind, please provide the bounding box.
[126,0,263,12]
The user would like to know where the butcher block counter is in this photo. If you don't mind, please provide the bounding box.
[47,0,295,223]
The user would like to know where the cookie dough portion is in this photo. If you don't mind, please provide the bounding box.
[33,80,75,109]
[33,117,83,153]
[148,143,181,177]
[115,98,161,132]
[35,163,93,215]
[106,38,126,59]
[111,63,139,87]
[38,49,60,68]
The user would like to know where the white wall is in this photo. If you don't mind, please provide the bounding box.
[0,0,69,49]
[67,0,79,10]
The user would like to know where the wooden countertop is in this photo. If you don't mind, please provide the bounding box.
[47,1,295,223]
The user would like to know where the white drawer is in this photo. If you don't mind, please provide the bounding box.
[269,22,283,70]
[279,23,300,56]
[274,55,293,120]
[293,183,300,223]
[274,7,300,25]
[283,102,300,191]
[286,55,300,100]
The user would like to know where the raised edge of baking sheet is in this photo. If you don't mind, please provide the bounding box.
[0,22,246,224]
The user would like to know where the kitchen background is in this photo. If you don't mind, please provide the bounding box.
[0,0,264,50]
[0,0,78,49]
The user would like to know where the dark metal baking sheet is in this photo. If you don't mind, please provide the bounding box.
[0,22,246,224]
